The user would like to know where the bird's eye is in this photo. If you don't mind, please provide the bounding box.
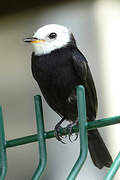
[48,32,57,39]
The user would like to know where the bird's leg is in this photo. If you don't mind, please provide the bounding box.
[66,120,78,142]
[54,117,66,144]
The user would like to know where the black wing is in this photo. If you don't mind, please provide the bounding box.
[72,48,98,120]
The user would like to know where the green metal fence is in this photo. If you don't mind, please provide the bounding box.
[0,85,120,180]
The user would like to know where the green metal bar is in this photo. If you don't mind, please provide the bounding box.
[67,86,88,180]
[87,116,120,130]
[6,134,38,148]
[0,106,7,180]
[0,85,120,180]
[32,95,47,180]
[104,152,120,180]
[45,115,120,139]
[5,115,120,148]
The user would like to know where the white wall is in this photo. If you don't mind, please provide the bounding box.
[0,1,119,179]
[93,1,120,179]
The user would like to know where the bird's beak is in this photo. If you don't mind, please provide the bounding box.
[24,37,46,43]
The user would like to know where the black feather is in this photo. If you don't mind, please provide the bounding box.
[31,44,112,168]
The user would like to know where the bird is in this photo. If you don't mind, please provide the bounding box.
[24,24,113,169]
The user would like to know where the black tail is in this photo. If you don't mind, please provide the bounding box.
[88,129,113,169]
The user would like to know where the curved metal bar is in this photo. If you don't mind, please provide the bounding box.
[32,95,47,180]
[104,152,120,180]
[0,106,7,180]
[67,85,88,180]
[0,86,120,180]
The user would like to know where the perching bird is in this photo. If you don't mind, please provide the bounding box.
[24,24,112,169]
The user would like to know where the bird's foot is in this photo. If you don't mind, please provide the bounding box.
[54,124,66,144]
[54,117,66,144]
[66,121,78,142]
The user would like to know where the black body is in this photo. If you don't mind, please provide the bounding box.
[31,45,112,169]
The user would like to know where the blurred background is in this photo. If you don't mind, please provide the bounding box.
[0,0,120,179]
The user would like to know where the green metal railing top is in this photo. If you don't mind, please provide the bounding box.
[0,85,120,180]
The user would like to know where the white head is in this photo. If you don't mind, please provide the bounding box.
[24,24,74,56]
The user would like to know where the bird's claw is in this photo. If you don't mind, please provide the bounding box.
[54,124,66,144]
[54,118,78,143]
[66,122,78,142]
